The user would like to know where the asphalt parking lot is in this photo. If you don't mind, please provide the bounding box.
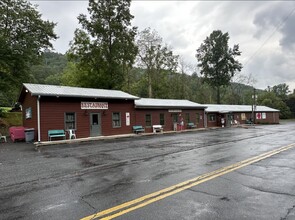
[0,122,295,220]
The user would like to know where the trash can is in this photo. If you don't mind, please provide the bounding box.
[173,122,177,131]
[25,128,35,143]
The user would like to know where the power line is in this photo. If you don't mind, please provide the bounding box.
[243,6,295,67]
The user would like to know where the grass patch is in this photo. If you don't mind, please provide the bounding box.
[4,112,23,126]
[0,110,22,136]
[0,107,12,113]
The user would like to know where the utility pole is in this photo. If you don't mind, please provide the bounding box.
[252,88,257,124]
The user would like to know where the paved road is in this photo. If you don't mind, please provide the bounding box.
[0,121,295,220]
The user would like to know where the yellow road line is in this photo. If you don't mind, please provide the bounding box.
[81,143,295,220]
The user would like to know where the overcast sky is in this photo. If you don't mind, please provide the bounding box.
[30,0,295,92]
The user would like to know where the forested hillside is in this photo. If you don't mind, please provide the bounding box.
[27,52,255,105]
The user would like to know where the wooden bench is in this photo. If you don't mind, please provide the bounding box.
[152,125,163,133]
[187,122,197,129]
[133,125,145,134]
[48,129,66,141]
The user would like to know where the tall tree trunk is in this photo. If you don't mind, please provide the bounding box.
[148,69,152,98]
[217,86,221,104]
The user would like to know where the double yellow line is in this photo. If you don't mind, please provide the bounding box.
[81,143,295,220]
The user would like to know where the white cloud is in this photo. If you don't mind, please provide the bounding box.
[29,0,295,92]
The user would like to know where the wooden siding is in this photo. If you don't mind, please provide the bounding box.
[135,109,205,133]
[206,112,280,127]
[22,93,38,141]
[21,95,136,141]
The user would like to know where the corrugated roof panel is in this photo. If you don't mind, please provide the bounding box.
[23,83,139,100]
[135,98,207,109]
[205,104,279,112]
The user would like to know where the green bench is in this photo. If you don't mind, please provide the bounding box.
[133,125,145,134]
[245,119,253,124]
[187,122,197,129]
[48,129,66,141]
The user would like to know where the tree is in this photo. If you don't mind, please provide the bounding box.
[257,91,292,119]
[0,0,57,106]
[136,28,178,98]
[67,0,137,90]
[196,30,242,104]
[286,94,295,118]
[30,51,68,84]
[272,83,290,101]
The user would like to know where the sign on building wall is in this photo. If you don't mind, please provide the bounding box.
[26,107,32,119]
[126,112,130,126]
[168,109,182,113]
[262,113,266,119]
[256,112,262,120]
[241,113,246,120]
[81,102,108,109]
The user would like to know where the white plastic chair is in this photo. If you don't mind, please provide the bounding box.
[68,129,76,139]
[0,133,7,143]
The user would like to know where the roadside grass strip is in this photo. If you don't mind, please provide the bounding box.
[81,143,295,220]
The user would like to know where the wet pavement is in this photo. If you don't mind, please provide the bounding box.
[0,121,295,220]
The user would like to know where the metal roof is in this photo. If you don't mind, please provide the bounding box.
[135,98,207,109]
[205,104,279,113]
[22,83,139,100]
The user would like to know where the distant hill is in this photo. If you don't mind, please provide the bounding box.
[28,52,258,105]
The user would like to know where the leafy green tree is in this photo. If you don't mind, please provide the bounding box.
[272,83,290,101]
[196,30,242,104]
[136,28,178,98]
[257,91,292,119]
[0,0,57,106]
[67,0,137,90]
[61,62,91,87]
[286,93,295,118]
[30,51,68,84]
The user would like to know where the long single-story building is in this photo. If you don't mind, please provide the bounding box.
[18,83,139,142]
[205,104,280,127]
[17,83,280,142]
[134,98,207,132]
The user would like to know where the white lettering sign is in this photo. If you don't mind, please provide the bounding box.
[81,102,108,109]
[168,109,182,113]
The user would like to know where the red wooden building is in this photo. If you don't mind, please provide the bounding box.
[134,98,207,132]
[205,104,280,127]
[18,84,208,142]
[18,83,139,142]
[18,83,280,142]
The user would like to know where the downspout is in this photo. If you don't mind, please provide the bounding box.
[37,95,41,142]
[204,110,207,128]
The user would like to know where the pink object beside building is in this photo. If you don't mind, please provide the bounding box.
[9,126,26,142]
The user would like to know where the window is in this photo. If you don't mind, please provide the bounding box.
[112,112,121,128]
[208,114,216,122]
[196,113,200,124]
[145,114,152,127]
[65,112,76,130]
[185,113,190,123]
[172,113,178,123]
[160,113,165,126]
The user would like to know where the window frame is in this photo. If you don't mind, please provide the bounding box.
[185,113,190,124]
[159,113,165,126]
[65,112,76,130]
[145,114,152,127]
[112,112,121,128]
[208,114,216,122]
